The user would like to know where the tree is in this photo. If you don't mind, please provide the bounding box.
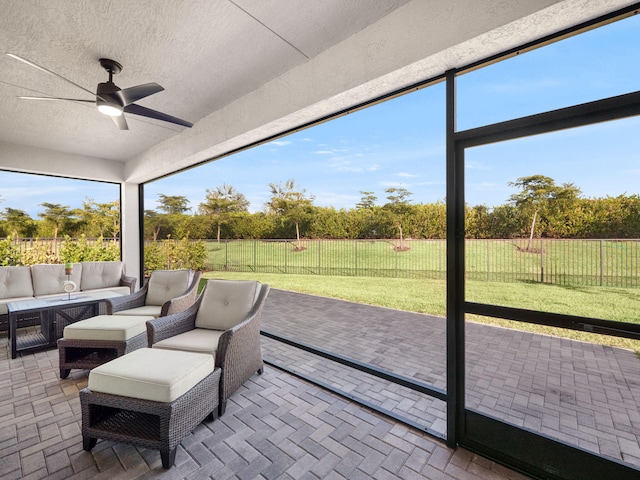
[79,199,120,238]
[508,175,580,250]
[384,187,413,250]
[199,184,249,242]
[38,203,74,240]
[356,191,377,209]
[144,210,165,241]
[1,208,36,239]
[157,194,191,215]
[265,179,315,245]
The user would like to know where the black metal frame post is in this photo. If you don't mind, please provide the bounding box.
[445,68,465,448]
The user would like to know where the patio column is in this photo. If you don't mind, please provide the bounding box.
[121,181,142,288]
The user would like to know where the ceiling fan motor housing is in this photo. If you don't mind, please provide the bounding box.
[96,82,124,115]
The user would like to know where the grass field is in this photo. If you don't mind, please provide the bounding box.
[205,238,640,288]
[202,270,640,354]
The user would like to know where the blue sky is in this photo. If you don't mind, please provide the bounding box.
[1,13,638,218]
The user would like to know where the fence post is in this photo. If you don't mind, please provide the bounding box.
[225,240,228,270]
[355,240,358,276]
[540,239,544,283]
[600,239,604,286]
[486,240,490,282]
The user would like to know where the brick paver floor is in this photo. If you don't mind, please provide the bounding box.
[2,287,638,478]
[260,289,640,470]
[0,335,528,479]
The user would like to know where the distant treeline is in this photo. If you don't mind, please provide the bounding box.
[2,177,639,242]
[146,194,640,241]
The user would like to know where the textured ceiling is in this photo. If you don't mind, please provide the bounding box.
[0,0,636,184]
[0,0,407,162]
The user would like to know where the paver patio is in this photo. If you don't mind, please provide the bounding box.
[260,289,640,470]
[1,287,638,478]
[0,337,526,479]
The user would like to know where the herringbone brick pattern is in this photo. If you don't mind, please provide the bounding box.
[260,289,640,469]
[0,337,527,479]
[3,287,639,477]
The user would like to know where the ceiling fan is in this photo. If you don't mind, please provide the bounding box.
[7,53,193,130]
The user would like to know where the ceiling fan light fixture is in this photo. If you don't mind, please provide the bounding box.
[97,100,123,117]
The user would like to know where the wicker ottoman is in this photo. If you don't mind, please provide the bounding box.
[58,314,154,379]
[80,348,220,468]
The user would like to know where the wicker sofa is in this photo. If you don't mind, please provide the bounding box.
[0,262,136,331]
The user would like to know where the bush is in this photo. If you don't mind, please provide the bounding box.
[59,235,120,262]
[0,237,23,266]
[143,237,207,276]
[21,239,59,265]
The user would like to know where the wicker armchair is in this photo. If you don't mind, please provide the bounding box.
[106,269,201,318]
[57,270,201,379]
[147,279,270,416]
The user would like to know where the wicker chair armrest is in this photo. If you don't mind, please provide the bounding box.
[146,307,197,346]
[215,312,261,368]
[120,274,137,294]
[215,305,266,406]
[106,284,148,314]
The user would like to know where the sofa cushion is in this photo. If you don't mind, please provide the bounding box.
[80,262,123,291]
[195,280,260,331]
[145,270,191,306]
[63,314,154,341]
[31,264,82,296]
[88,348,214,402]
[0,266,34,299]
[152,328,223,356]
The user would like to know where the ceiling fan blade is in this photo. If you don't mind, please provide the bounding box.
[124,103,193,127]
[110,114,129,130]
[7,53,97,99]
[18,96,94,102]
[118,83,164,106]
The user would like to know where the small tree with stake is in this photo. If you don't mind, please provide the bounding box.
[265,179,315,250]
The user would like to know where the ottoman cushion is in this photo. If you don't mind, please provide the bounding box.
[88,348,214,403]
[113,305,162,318]
[63,315,154,341]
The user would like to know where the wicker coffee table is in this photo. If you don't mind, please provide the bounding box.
[80,348,220,469]
[8,291,122,359]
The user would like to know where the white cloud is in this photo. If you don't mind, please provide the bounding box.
[379,181,406,187]
[269,140,291,147]
[395,172,418,178]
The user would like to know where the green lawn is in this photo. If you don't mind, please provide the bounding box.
[202,271,640,354]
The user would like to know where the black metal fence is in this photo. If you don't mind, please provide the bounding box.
[8,237,639,287]
[204,238,640,287]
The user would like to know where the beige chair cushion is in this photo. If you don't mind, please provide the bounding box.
[63,314,154,341]
[145,270,191,306]
[88,348,214,403]
[113,305,163,318]
[31,263,82,296]
[0,266,34,299]
[80,262,123,291]
[195,280,260,330]
[152,328,224,356]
